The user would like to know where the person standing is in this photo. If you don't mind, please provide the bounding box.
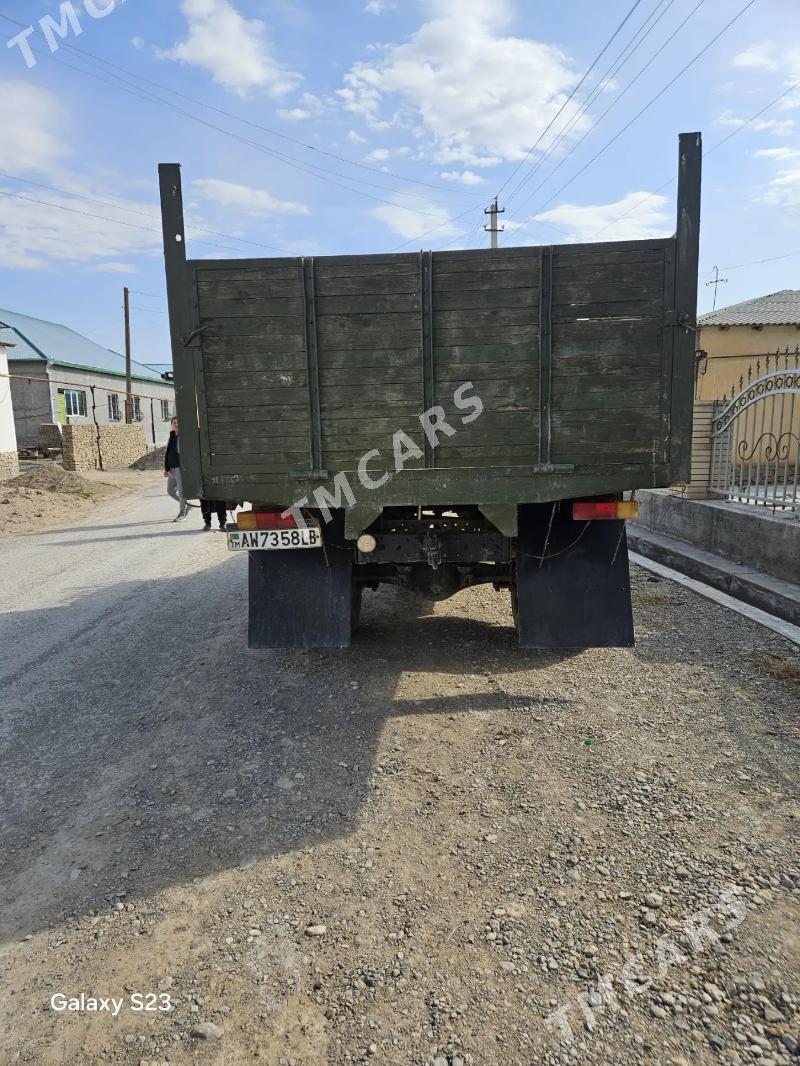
[200,498,227,532]
[164,416,188,521]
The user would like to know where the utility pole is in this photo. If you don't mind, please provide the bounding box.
[484,197,505,249]
[705,265,728,311]
[123,286,132,424]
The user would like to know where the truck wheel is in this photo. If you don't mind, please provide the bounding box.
[351,585,363,635]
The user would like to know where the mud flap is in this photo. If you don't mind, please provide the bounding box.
[515,504,634,649]
[248,513,354,649]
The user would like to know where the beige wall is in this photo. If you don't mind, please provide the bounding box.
[697,323,800,401]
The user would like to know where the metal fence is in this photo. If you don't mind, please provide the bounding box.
[709,349,800,512]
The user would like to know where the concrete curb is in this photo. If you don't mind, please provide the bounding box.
[627,525,800,627]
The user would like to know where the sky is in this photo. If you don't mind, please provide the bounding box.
[1,0,799,368]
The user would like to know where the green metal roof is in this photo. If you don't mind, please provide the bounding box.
[0,307,170,385]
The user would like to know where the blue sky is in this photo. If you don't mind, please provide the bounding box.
[1,0,799,367]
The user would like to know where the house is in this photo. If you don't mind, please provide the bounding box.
[0,334,19,480]
[696,289,800,401]
[0,308,175,450]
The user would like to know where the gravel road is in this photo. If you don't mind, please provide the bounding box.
[0,479,798,1066]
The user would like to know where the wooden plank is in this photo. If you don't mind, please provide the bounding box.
[552,299,664,321]
[205,386,310,407]
[314,259,418,279]
[433,288,538,312]
[551,245,668,269]
[435,324,539,346]
[317,312,420,334]
[434,378,537,405]
[553,389,660,411]
[320,402,423,421]
[432,269,539,293]
[431,255,542,275]
[320,382,420,406]
[552,273,664,304]
[316,330,421,351]
[203,334,307,355]
[315,274,420,297]
[197,296,305,318]
[319,365,422,386]
[210,423,310,445]
[319,347,420,370]
[195,263,302,281]
[551,318,663,358]
[433,361,536,383]
[433,308,537,329]
[316,293,420,315]
[209,447,309,465]
[202,350,308,372]
[204,369,308,389]
[552,350,663,373]
[209,405,310,424]
[201,317,307,341]
[433,341,540,365]
[197,277,302,300]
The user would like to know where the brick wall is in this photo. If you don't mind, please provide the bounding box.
[62,424,147,471]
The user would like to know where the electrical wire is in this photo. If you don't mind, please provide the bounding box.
[494,0,648,199]
[505,0,680,208]
[0,13,475,214]
[585,72,800,242]
[510,0,759,243]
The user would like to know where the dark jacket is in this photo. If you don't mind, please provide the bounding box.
[165,431,180,471]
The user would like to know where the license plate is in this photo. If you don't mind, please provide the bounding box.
[227,528,322,551]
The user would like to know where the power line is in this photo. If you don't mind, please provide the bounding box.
[505,0,680,208]
[0,171,294,254]
[494,0,648,199]
[585,73,800,241]
[0,13,474,213]
[720,250,800,271]
[510,0,759,242]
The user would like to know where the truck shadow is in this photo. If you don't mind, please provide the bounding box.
[0,564,572,944]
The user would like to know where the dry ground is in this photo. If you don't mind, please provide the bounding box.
[0,482,797,1066]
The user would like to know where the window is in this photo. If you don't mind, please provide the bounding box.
[161,399,172,421]
[63,389,87,417]
[130,396,142,422]
[108,394,121,421]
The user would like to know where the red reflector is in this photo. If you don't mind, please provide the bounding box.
[254,510,297,529]
[572,501,619,521]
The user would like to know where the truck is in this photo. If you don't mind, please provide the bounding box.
[158,132,701,650]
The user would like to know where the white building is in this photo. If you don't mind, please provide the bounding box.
[0,337,19,480]
[0,308,175,450]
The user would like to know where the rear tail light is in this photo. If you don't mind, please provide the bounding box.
[572,500,639,521]
[237,509,298,530]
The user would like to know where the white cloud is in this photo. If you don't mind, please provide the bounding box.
[715,109,795,136]
[89,262,136,274]
[0,183,161,271]
[440,170,485,186]
[338,0,585,165]
[193,178,309,215]
[365,148,391,162]
[365,0,395,11]
[278,107,312,121]
[347,129,367,145]
[372,195,459,241]
[162,0,300,96]
[0,81,67,174]
[530,192,671,243]
[131,35,145,50]
[733,45,779,71]
[754,147,800,160]
[761,161,800,209]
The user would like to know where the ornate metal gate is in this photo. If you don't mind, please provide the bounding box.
[709,349,800,511]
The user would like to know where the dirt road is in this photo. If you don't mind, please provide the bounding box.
[1,480,798,1066]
